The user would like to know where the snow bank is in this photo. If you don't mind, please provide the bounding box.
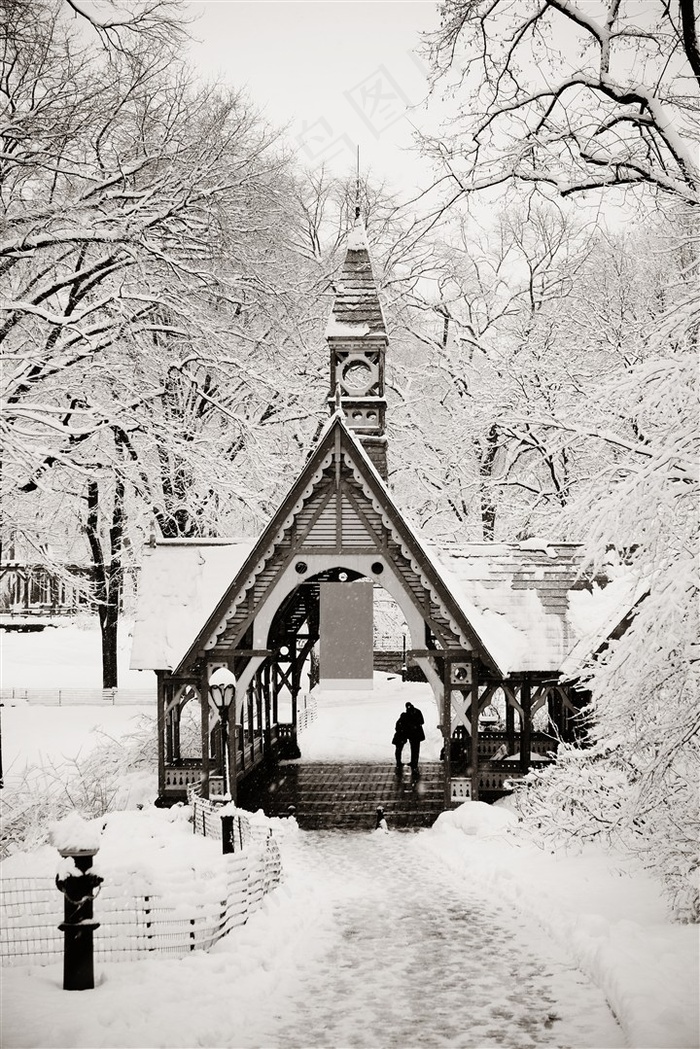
[420,802,700,1049]
[432,798,517,836]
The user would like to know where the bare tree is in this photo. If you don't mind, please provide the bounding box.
[0,0,318,682]
[415,0,699,916]
[422,0,699,205]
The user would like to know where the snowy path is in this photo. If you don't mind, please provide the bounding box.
[250,830,625,1049]
[0,823,650,1049]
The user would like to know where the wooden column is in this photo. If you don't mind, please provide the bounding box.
[256,675,263,743]
[262,671,271,753]
[442,663,452,812]
[165,701,174,764]
[156,671,166,801]
[200,668,210,799]
[470,665,479,801]
[506,696,515,754]
[238,697,246,771]
[247,684,255,760]
[520,679,532,773]
[172,705,181,762]
[226,684,237,804]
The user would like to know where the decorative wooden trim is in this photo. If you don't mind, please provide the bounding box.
[293,484,335,549]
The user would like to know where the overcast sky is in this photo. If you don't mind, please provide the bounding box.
[186,1,441,194]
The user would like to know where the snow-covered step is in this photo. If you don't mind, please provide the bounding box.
[238,761,445,830]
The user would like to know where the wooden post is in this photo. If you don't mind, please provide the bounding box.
[520,679,532,773]
[256,674,263,747]
[470,665,479,801]
[225,695,237,804]
[506,696,515,755]
[442,664,451,812]
[247,684,255,760]
[165,694,174,765]
[156,671,166,801]
[262,671,271,754]
[200,667,210,799]
[172,704,181,762]
[238,693,246,771]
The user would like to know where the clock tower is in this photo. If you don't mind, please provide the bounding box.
[326,217,388,480]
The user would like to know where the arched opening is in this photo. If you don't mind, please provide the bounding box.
[223,563,446,777]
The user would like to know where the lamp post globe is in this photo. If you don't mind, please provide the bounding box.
[208,668,236,799]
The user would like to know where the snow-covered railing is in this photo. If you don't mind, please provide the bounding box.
[187,786,276,850]
[1,837,282,966]
[0,687,155,706]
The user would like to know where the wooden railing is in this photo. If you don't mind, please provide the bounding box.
[476,731,557,759]
[478,764,526,792]
[164,762,203,791]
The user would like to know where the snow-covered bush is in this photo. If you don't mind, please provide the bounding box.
[0,715,157,859]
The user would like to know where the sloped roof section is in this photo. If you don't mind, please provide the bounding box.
[325,220,387,338]
[429,543,641,677]
[130,540,255,671]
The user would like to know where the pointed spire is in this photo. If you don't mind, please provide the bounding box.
[325,215,387,339]
[355,144,361,220]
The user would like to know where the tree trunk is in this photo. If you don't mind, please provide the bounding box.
[85,467,124,690]
[478,424,499,540]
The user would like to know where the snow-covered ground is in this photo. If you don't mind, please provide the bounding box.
[1,621,698,1048]
[1,617,156,690]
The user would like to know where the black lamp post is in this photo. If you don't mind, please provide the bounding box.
[209,669,236,799]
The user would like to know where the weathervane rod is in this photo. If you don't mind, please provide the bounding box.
[355,145,361,220]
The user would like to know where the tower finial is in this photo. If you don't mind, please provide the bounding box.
[355,145,361,220]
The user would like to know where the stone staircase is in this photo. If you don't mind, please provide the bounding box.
[238,761,446,830]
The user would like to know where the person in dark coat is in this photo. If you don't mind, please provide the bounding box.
[393,701,425,772]
[392,709,410,769]
[403,701,425,771]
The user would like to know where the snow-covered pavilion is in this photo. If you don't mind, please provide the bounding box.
[131,218,640,808]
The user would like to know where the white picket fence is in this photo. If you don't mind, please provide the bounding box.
[1,833,281,965]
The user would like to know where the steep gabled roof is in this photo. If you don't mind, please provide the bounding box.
[130,540,255,672]
[131,414,643,678]
[131,414,503,675]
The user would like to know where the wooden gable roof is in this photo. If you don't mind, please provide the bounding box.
[131,420,642,680]
[166,413,501,676]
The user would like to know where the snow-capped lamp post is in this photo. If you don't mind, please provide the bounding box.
[209,667,236,802]
[50,813,103,991]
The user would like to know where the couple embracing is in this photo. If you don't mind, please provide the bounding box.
[392,701,424,772]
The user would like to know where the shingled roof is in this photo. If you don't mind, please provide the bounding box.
[325,221,387,338]
[430,542,640,676]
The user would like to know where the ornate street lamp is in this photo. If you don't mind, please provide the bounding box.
[208,667,236,799]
